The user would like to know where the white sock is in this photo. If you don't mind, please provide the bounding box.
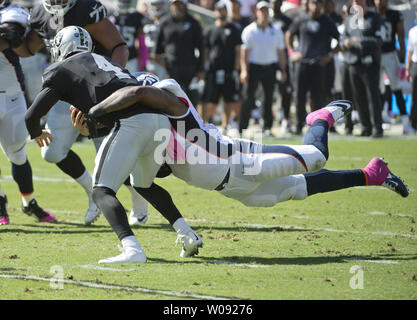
[126,185,148,213]
[401,115,411,127]
[0,188,5,198]
[21,193,34,207]
[75,170,93,195]
[121,235,142,250]
[173,218,192,234]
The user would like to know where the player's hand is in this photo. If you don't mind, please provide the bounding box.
[290,51,303,63]
[70,109,90,136]
[34,130,53,148]
[406,69,412,82]
[319,54,332,67]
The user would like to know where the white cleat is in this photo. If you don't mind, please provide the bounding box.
[176,230,203,257]
[84,200,101,225]
[128,210,148,226]
[98,245,147,264]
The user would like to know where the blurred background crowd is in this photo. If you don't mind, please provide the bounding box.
[14,0,417,138]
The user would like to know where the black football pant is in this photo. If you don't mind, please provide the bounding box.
[167,65,199,106]
[239,63,276,131]
[295,62,326,131]
[348,62,383,135]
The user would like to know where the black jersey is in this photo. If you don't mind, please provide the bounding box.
[273,13,292,34]
[289,14,339,63]
[155,13,204,71]
[30,0,109,56]
[204,22,242,72]
[113,11,144,60]
[380,9,403,53]
[41,52,157,127]
[342,11,382,65]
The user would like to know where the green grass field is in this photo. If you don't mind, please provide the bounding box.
[0,135,417,300]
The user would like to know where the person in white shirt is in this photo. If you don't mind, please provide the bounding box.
[406,14,417,132]
[239,1,287,136]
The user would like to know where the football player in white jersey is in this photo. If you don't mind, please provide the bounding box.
[0,0,57,225]
[78,74,409,213]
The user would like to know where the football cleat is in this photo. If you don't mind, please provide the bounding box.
[363,157,409,198]
[306,100,353,128]
[0,195,9,225]
[176,230,203,257]
[84,197,101,225]
[22,199,58,223]
[98,245,147,264]
[128,210,148,226]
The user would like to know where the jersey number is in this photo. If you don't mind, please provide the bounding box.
[92,53,131,80]
[89,4,107,24]
[381,22,393,43]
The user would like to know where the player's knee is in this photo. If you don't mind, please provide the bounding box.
[292,175,308,200]
[7,148,27,166]
[92,186,116,205]
[41,145,67,163]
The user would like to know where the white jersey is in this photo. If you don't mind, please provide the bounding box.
[0,5,29,95]
[155,79,233,190]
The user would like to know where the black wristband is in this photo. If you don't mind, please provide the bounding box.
[111,42,127,54]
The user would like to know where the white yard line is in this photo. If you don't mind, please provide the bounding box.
[0,273,239,300]
[368,211,414,218]
[345,258,399,264]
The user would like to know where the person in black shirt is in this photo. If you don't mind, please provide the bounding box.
[375,0,414,134]
[111,0,146,74]
[272,0,293,133]
[285,0,339,135]
[25,26,202,263]
[341,0,383,137]
[154,0,204,104]
[202,0,242,132]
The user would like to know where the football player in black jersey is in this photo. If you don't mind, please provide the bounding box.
[375,0,415,134]
[13,0,149,225]
[111,0,145,74]
[25,26,202,263]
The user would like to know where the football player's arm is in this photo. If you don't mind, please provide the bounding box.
[84,18,129,67]
[25,87,61,146]
[88,85,188,118]
[0,37,9,51]
[13,29,45,57]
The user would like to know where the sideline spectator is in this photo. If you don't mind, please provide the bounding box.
[285,0,339,135]
[341,0,383,137]
[272,0,293,133]
[154,0,204,104]
[239,1,287,136]
[201,0,242,131]
[375,0,414,134]
[406,10,417,132]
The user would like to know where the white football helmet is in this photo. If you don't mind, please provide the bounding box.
[42,0,77,16]
[51,26,92,62]
[133,71,160,86]
[116,0,137,14]
[147,0,168,18]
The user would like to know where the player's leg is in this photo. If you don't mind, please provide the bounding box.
[0,186,8,225]
[92,118,151,264]
[223,158,408,208]
[237,100,353,182]
[128,116,202,257]
[92,136,149,226]
[0,92,57,223]
[41,102,99,224]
